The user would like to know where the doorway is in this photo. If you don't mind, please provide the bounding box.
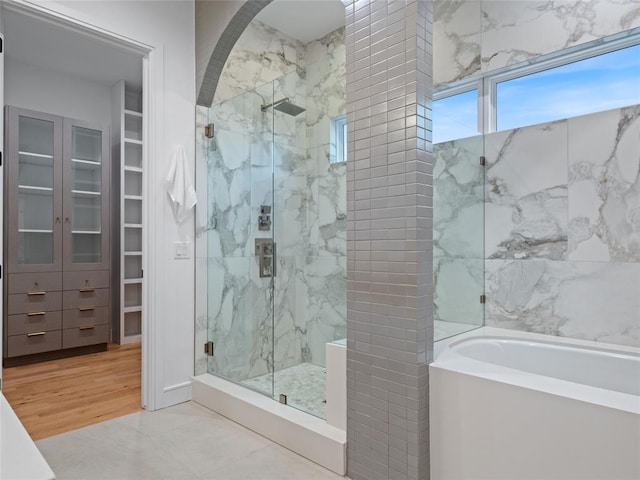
[0,4,148,439]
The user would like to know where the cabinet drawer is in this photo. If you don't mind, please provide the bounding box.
[8,291,62,315]
[8,272,62,295]
[62,288,109,310]
[63,271,110,291]
[63,324,108,349]
[7,330,62,357]
[63,306,108,330]
[7,311,63,336]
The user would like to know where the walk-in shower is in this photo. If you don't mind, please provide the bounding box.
[199,56,346,419]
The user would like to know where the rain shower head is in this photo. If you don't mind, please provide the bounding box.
[261,97,306,117]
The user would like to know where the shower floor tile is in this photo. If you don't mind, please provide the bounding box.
[243,362,327,419]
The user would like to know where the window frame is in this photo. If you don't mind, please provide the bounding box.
[434,28,640,140]
[330,113,347,164]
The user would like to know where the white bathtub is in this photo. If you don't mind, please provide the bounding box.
[430,327,640,480]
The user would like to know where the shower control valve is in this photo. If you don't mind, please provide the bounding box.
[255,238,276,278]
[258,205,272,231]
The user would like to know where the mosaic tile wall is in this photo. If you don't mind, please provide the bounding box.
[344,1,433,478]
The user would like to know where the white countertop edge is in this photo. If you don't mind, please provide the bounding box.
[1,393,55,480]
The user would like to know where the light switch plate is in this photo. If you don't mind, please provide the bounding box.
[174,241,191,259]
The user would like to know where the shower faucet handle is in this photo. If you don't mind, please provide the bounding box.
[258,205,272,231]
[255,238,276,278]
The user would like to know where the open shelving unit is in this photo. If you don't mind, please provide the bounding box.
[112,81,143,344]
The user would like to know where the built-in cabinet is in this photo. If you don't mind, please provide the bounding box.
[3,106,110,364]
[111,81,143,344]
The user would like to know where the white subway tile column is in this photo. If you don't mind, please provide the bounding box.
[344,1,434,479]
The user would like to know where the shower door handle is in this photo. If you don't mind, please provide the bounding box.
[255,238,276,278]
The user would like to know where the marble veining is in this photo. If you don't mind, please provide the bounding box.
[434,135,484,259]
[434,0,482,86]
[201,20,346,392]
[486,259,640,346]
[568,105,640,262]
[214,20,305,106]
[438,105,640,348]
[433,0,640,86]
[481,1,640,73]
[485,121,568,260]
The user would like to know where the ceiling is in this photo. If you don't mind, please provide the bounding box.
[2,8,143,90]
[255,0,345,44]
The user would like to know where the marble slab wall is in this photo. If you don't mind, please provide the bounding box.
[484,106,640,347]
[433,0,640,347]
[195,19,346,383]
[434,0,640,86]
[435,107,640,346]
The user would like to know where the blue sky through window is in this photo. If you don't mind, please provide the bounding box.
[432,89,478,144]
[497,44,640,131]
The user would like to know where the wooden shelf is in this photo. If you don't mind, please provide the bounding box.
[117,83,145,346]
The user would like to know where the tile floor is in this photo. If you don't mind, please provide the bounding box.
[36,401,345,480]
[242,362,327,419]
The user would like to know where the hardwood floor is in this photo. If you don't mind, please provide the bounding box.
[2,343,142,440]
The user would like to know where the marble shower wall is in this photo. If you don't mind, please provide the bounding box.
[197,19,346,382]
[434,0,640,86]
[433,1,640,347]
[485,106,640,347]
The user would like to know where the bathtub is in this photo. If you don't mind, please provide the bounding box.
[430,327,640,480]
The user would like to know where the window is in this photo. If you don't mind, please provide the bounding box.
[496,43,640,131]
[432,88,479,144]
[433,33,640,142]
[330,114,347,164]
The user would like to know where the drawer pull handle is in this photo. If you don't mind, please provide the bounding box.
[27,291,46,296]
[79,288,95,293]
[79,325,95,331]
[27,331,46,337]
[79,306,95,312]
[27,312,46,317]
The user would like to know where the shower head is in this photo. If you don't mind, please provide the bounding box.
[261,97,306,117]
[274,100,305,117]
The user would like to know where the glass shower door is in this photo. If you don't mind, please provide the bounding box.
[433,133,485,340]
[206,81,276,398]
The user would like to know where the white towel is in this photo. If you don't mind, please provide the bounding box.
[165,145,197,223]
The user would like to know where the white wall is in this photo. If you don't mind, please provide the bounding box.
[195,0,243,95]
[18,0,197,409]
[0,8,4,385]
[5,58,112,126]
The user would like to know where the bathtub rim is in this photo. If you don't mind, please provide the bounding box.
[432,326,640,415]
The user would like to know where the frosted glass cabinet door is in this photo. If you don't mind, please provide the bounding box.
[5,107,63,273]
[63,119,110,271]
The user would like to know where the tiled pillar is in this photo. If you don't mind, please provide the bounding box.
[344,1,433,479]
